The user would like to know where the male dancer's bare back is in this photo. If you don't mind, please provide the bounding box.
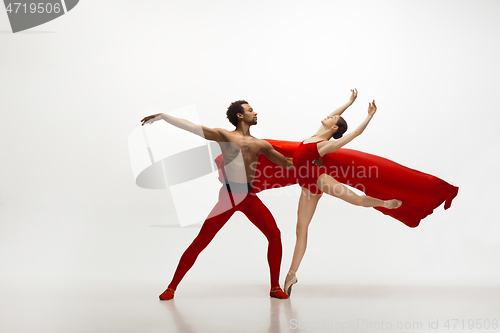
[141,100,292,300]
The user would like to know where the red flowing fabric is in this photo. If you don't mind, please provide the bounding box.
[215,139,458,228]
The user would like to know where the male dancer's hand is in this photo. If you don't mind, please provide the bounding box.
[285,157,295,169]
[141,113,164,126]
[313,158,322,167]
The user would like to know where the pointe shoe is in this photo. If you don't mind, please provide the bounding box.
[159,288,175,300]
[383,199,402,209]
[270,286,289,299]
[284,272,298,296]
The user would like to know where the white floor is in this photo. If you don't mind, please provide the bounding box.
[1,280,499,333]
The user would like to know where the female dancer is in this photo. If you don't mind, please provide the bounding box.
[284,89,402,296]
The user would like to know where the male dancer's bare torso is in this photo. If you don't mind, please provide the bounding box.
[216,130,270,184]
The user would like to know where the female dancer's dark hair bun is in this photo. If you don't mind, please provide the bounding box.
[333,117,348,139]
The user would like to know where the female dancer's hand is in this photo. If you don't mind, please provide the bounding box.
[349,88,358,104]
[367,100,377,116]
[141,113,164,126]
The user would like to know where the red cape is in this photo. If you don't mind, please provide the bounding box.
[215,139,458,228]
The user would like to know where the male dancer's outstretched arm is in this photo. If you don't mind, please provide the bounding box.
[141,113,293,168]
[261,141,294,169]
[141,113,225,142]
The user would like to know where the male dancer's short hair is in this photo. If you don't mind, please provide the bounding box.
[226,100,249,127]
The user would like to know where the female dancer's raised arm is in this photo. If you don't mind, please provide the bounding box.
[314,89,358,136]
[318,100,377,156]
[330,88,358,116]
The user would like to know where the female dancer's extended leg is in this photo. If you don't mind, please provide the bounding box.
[284,188,322,296]
[317,174,401,209]
[283,174,401,296]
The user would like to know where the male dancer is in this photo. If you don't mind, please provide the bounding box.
[141,101,292,300]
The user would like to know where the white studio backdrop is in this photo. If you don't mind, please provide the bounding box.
[0,0,499,286]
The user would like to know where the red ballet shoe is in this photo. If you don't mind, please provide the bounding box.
[270,286,289,299]
[159,288,175,300]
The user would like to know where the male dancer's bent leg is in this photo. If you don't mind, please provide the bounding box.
[241,194,288,299]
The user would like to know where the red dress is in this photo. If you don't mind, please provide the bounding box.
[293,140,327,194]
[216,139,458,228]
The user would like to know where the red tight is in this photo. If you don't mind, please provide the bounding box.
[167,187,282,290]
